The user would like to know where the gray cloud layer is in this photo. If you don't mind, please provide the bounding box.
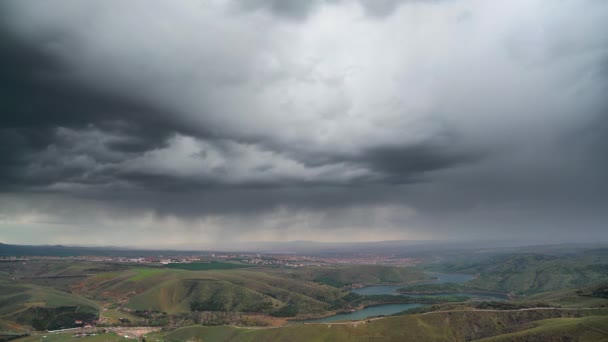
[1,0,607,247]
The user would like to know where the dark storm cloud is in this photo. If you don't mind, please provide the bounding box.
[234,0,442,20]
[0,10,468,193]
[0,24,175,189]
[358,143,480,183]
[234,0,321,20]
[0,0,607,245]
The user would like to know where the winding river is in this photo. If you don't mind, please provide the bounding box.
[301,272,506,323]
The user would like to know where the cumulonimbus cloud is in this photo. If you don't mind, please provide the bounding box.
[0,0,607,245]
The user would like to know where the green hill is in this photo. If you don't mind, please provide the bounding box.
[475,316,608,342]
[73,265,431,317]
[129,279,277,313]
[161,309,608,342]
[0,279,99,331]
[76,268,345,316]
[11,332,132,341]
[273,265,433,287]
[525,282,608,308]
[428,253,608,295]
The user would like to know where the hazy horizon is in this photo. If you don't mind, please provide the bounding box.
[1,0,607,247]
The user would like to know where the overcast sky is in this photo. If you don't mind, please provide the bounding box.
[1,0,607,248]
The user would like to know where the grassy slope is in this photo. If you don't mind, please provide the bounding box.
[128,278,276,313]
[73,265,431,315]
[525,282,608,308]
[0,279,99,332]
[0,281,99,316]
[13,332,132,342]
[76,268,346,315]
[100,308,145,325]
[4,263,431,328]
[162,309,608,342]
[475,316,608,342]
[428,253,608,295]
[277,265,433,287]
[165,262,254,271]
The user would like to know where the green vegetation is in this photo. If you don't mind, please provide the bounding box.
[75,267,346,316]
[328,293,470,313]
[2,249,607,341]
[591,282,608,298]
[17,306,97,331]
[269,303,299,317]
[398,283,467,293]
[160,309,608,342]
[128,272,338,315]
[313,277,347,288]
[128,268,165,281]
[427,252,608,295]
[525,282,608,308]
[279,265,433,288]
[165,262,254,271]
[476,316,608,342]
[12,332,132,342]
[99,309,145,325]
[0,279,99,332]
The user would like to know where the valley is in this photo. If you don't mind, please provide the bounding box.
[1,243,607,341]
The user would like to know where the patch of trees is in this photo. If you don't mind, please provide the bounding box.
[398,283,467,293]
[132,310,167,319]
[270,303,299,317]
[18,306,97,331]
[472,301,552,310]
[329,292,470,312]
[591,283,608,298]
[0,334,29,342]
[190,299,273,313]
[190,299,225,312]
[314,277,347,288]
[166,311,264,327]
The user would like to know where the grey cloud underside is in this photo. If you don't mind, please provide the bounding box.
[0,18,472,192]
[234,0,443,19]
[0,31,173,188]
[0,0,608,243]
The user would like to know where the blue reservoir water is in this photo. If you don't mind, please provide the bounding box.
[301,303,423,323]
[300,272,505,323]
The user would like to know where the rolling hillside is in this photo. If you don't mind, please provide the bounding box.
[72,265,431,316]
[74,267,346,316]
[475,316,608,342]
[159,308,608,342]
[428,253,608,294]
[288,265,433,287]
[0,279,99,331]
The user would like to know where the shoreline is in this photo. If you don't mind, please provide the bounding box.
[289,302,423,324]
[397,290,511,299]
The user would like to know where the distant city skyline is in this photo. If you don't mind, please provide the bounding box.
[1,0,607,247]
